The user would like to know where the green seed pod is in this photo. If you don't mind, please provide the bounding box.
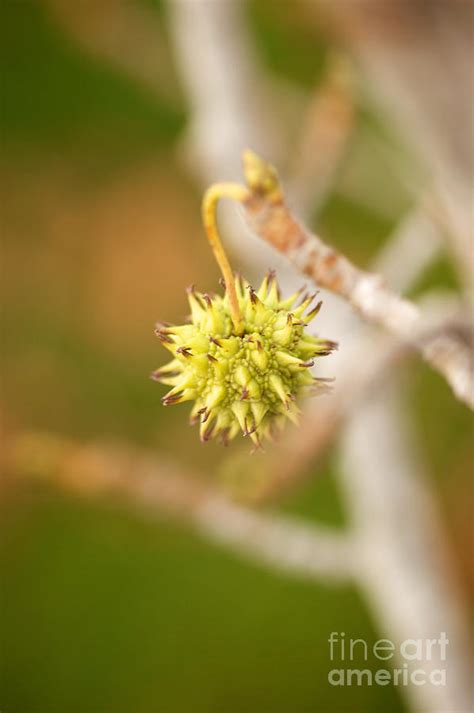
[152,271,337,449]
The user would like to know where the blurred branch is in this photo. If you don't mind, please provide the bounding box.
[239,153,474,408]
[371,203,442,293]
[167,0,282,182]
[287,53,357,217]
[340,379,473,713]
[309,0,473,295]
[3,431,354,584]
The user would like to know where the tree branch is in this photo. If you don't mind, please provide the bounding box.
[238,152,474,408]
[4,431,354,584]
[340,379,473,713]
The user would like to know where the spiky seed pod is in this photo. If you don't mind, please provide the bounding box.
[152,271,337,449]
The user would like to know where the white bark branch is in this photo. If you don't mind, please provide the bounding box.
[340,380,473,713]
[5,432,353,584]
[240,168,474,408]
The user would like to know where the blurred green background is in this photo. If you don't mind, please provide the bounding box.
[1,1,472,712]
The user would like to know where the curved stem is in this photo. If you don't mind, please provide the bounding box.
[201,182,250,334]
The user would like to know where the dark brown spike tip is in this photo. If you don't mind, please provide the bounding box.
[155,330,174,344]
[200,421,216,443]
[150,368,180,382]
[176,346,193,358]
[306,300,323,319]
[197,407,210,423]
[295,291,309,308]
[247,285,258,305]
[318,340,338,355]
[162,392,184,406]
[243,418,257,437]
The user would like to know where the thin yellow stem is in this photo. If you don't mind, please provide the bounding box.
[201,182,250,334]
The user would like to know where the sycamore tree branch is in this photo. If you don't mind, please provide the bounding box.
[238,151,474,409]
[339,379,473,713]
[3,430,354,584]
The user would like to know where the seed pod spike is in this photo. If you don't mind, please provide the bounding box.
[305,300,322,321]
